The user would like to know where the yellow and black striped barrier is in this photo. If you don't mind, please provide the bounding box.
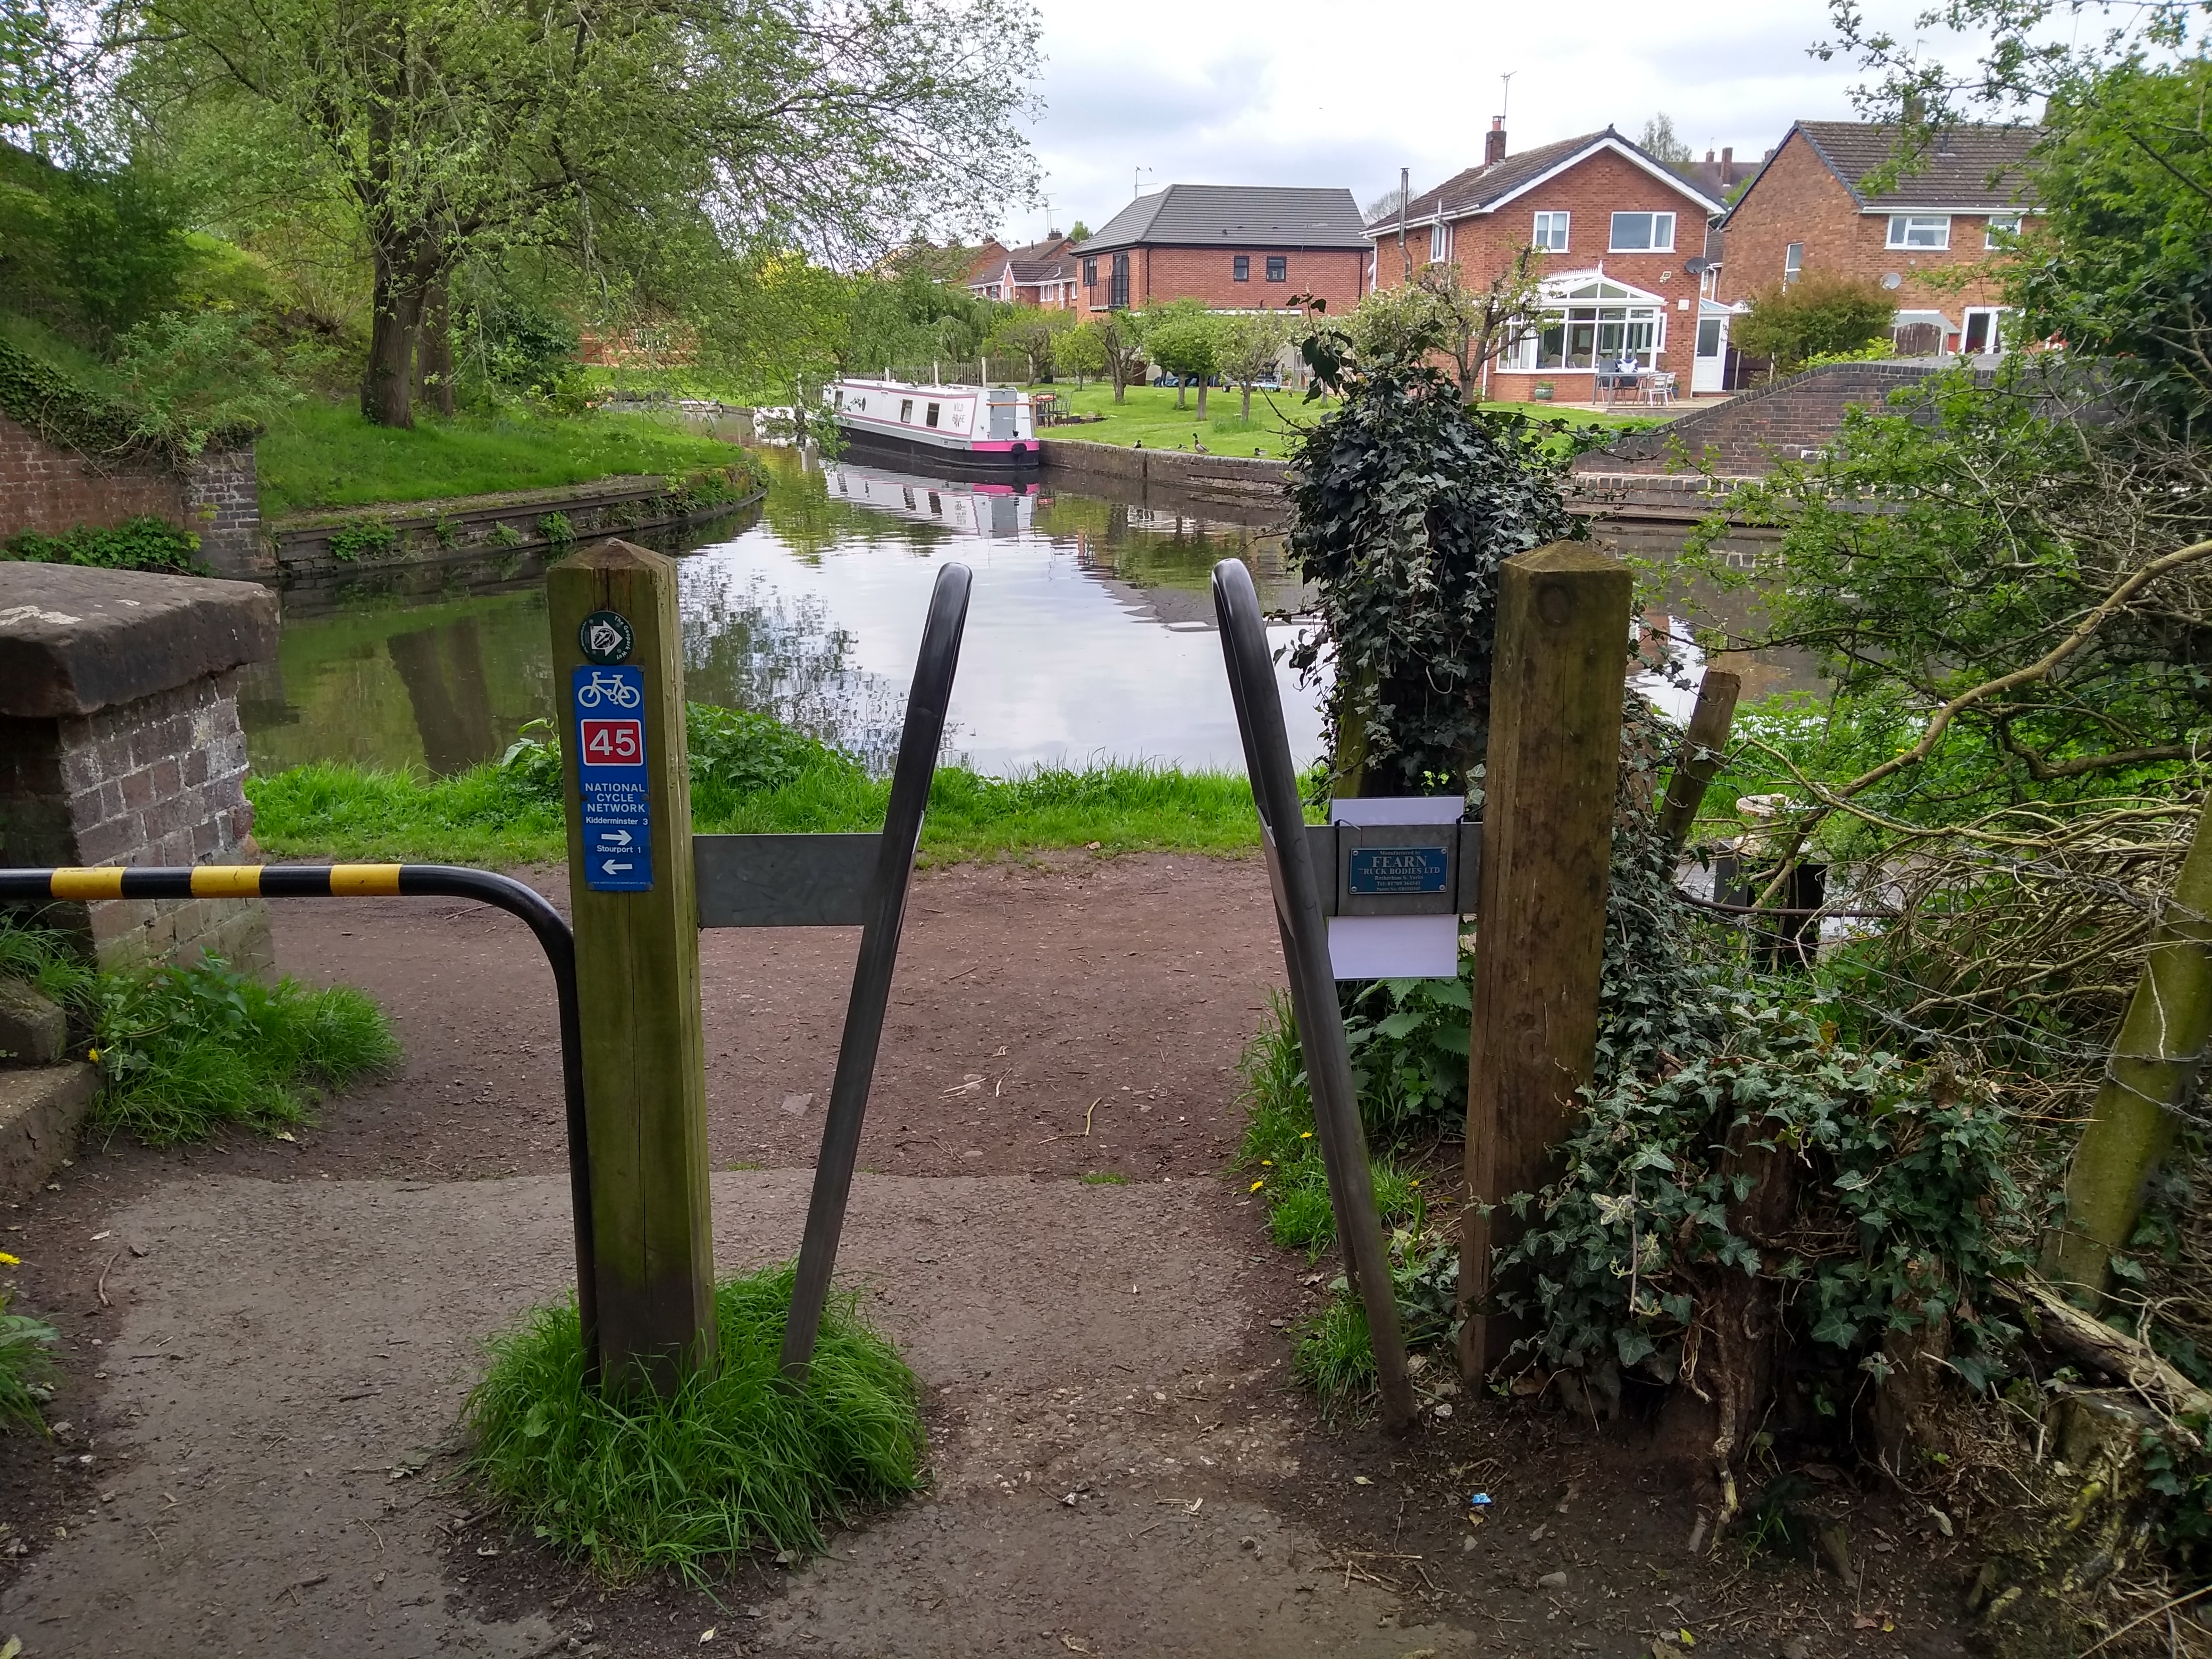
[0,861,600,1370]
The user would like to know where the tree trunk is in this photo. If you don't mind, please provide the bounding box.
[415,275,455,417]
[1196,377,1208,418]
[1242,383,1253,420]
[1176,376,1186,408]
[362,251,422,429]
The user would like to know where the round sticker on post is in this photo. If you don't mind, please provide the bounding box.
[578,610,633,665]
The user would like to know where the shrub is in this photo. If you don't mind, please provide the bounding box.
[2,515,202,572]
[1733,273,1897,374]
[0,1287,57,1432]
[326,517,398,562]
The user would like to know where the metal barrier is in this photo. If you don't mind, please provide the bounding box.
[1210,557,1417,1434]
[0,862,600,1368]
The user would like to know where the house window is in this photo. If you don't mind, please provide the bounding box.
[1110,252,1130,309]
[1497,278,1665,371]
[1431,222,1453,264]
[925,403,941,428]
[1233,255,1250,282]
[899,398,914,422]
[1984,213,2022,249]
[1532,211,1569,252]
[1887,213,1951,249]
[1784,242,1803,284]
[1083,257,1097,286]
[1266,256,1287,282]
[1608,211,1675,252]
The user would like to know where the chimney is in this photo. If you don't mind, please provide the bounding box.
[1486,117,1507,165]
[1721,146,1733,185]
[1704,149,1715,163]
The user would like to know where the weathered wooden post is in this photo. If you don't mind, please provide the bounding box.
[1657,668,1742,853]
[547,540,716,1394]
[1459,542,1633,1379]
[2041,793,2212,1303]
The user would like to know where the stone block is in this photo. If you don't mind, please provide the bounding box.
[0,1063,96,1205]
[0,563,278,719]
[0,977,66,1067]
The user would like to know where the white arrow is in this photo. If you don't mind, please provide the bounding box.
[599,828,634,848]
[600,859,634,874]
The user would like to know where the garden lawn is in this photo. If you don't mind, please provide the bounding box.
[258,399,751,516]
[1032,381,1671,459]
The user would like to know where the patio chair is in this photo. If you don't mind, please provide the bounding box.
[1644,372,1678,407]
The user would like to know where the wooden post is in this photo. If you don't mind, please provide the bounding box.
[1657,668,1742,852]
[2040,793,2212,1302]
[1459,542,1633,1379]
[548,540,716,1395]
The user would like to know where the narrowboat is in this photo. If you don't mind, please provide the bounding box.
[823,462,1038,537]
[824,378,1040,476]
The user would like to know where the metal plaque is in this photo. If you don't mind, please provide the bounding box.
[577,610,634,665]
[571,664,652,892]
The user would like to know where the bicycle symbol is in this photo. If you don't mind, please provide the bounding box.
[574,669,642,710]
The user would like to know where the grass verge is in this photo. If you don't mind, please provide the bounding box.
[246,725,1262,866]
[0,920,399,1144]
[463,1263,925,1582]
[0,1286,57,1433]
[257,398,751,516]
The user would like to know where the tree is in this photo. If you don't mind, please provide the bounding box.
[1093,306,1147,402]
[1217,311,1288,418]
[113,0,1043,426]
[1638,112,1693,168]
[1365,183,1407,223]
[1067,218,1088,241]
[985,306,1067,381]
[1342,250,1546,404]
[1732,272,1893,374]
[1146,307,1220,415]
[1051,317,1105,388]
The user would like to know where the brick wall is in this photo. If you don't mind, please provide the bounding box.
[1572,360,1944,475]
[1371,146,1719,397]
[0,672,271,973]
[0,412,267,580]
[1717,130,2017,347]
[1078,246,1365,315]
[0,411,184,539]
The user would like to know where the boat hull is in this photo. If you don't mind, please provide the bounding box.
[833,422,1041,477]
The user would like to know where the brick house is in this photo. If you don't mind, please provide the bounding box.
[967,237,1082,309]
[1716,122,2042,356]
[1071,185,1369,316]
[1370,123,1728,400]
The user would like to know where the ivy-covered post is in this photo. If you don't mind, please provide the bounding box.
[2040,792,2212,1303]
[1459,542,1632,1379]
[548,540,717,1395]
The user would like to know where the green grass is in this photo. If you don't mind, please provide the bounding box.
[0,918,399,1145]
[1292,1292,1378,1414]
[257,397,752,516]
[1080,1171,1129,1186]
[463,1263,924,1582]
[246,752,1264,866]
[0,1291,57,1434]
[1033,380,1671,458]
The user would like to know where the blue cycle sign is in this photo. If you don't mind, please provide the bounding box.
[571,665,653,892]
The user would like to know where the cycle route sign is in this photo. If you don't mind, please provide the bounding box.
[570,663,653,892]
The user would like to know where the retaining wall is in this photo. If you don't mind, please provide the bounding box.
[1038,439,1290,505]
[1573,361,1945,476]
[0,412,269,580]
[269,471,763,581]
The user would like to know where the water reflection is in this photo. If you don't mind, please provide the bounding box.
[243,450,1323,779]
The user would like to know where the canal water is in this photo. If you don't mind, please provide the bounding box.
[238,449,1826,781]
[241,451,1323,779]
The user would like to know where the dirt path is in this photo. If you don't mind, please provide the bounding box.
[0,854,1975,1657]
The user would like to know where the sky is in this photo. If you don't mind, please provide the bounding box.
[1009,0,1983,240]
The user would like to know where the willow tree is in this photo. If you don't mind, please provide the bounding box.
[110,0,1041,425]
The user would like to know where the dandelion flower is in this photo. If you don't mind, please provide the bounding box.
[87,1049,100,1062]
[0,1251,19,1267]
[1249,1179,1265,1192]
[1300,1131,1313,1140]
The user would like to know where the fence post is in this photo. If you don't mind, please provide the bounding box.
[1657,668,1742,853]
[548,539,716,1395]
[2041,793,2212,1303]
[1459,542,1633,1379]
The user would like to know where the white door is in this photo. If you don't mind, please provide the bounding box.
[1960,307,2005,356]
[1691,315,1729,393]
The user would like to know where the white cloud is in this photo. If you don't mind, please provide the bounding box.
[1003,0,1992,242]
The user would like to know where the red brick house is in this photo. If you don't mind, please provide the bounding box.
[1371,123,1729,400]
[1716,122,2042,356]
[968,237,1081,309]
[1071,185,1369,316]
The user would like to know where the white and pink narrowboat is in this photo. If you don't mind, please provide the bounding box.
[824,378,1040,476]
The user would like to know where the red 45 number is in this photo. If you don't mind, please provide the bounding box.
[579,718,643,767]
